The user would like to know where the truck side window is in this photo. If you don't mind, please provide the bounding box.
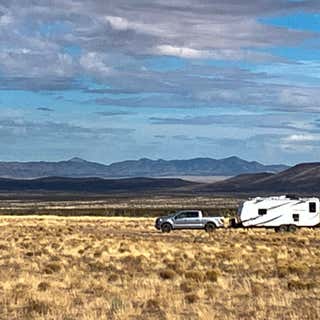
[175,213,187,219]
[186,212,199,218]
[309,202,316,213]
[258,209,267,216]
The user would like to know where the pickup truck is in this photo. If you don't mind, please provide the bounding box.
[155,210,224,233]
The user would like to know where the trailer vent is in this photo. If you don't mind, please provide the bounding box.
[293,214,299,222]
[258,209,267,216]
[286,194,299,200]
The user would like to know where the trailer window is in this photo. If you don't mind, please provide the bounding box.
[309,202,316,213]
[258,209,267,216]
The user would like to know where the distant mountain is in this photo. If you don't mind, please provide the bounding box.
[196,162,320,194]
[0,156,288,179]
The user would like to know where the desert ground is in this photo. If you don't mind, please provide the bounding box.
[0,216,319,320]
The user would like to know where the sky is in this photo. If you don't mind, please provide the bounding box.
[0,0,320,165]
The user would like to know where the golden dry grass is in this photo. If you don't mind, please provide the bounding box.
[0,216,319,319]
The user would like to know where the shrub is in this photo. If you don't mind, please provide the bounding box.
[288,280,316,291]
[159,269,176,280]
[43,262,61,274]
[23,298,50,316]
[184,271,204,282]
[205,269,219,282]
[185,293,199,304]
[110,296,125,314]
[140,299,167,320]
[108,273,119,282]
[180,281,195,293]
[37,282,50,292]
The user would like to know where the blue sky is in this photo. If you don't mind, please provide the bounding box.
[0,0,320,165]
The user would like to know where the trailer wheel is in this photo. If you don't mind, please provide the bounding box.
[288,225,297,233]
[276,225,288,233]
[161,223,172,233]
[205,223,216,233]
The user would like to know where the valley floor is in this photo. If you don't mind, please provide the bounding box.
[0,216,319,319]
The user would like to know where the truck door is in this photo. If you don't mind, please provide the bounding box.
[174,212,189,229]
[185,211,202,228]
[174,211,201,228]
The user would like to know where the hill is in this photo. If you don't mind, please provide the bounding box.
[0,156,288,179]
[196,162,320,194]
[0,176,196,194]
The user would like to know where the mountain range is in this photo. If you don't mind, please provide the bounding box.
[0,156,288,179]
[0,162,318,196]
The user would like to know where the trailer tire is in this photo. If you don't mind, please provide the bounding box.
[276,225,288,233]
[161,223,172,233]
[205,223,216,233]
[288,225,297,233]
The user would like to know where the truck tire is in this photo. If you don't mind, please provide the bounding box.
[161,223,172,233]
[205,223,216,233]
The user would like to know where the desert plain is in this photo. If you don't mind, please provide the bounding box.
[0,214,319,320]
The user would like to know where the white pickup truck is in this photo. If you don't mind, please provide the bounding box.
[155,210,224,233]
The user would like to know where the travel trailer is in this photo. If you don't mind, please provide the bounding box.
[235,195,320,232]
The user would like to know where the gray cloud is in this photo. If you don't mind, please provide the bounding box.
[95,111,134,117]
[37,107,54,112]
[163,132,320,164]
[0,0,319,91]
[150,113,320,133]
[0,119,134,141]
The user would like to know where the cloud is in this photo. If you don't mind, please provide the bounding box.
[0,118,134,141]
[79,52,112,78]
[154,45,283,62]
[37,107,54,112]
[0,0,319,91]
[105,16,130,31]
[149,113,319,133]
[1,0,320,164]
[283,134,318,142]
[155,45,208,59]
[95,111,134,116]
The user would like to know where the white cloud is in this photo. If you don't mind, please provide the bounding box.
[284,134,318,142]
[156,45,208,59]
[155,45,281,61]
[79,52,112,77]
[0,13,13,26]
[105,16,129,31]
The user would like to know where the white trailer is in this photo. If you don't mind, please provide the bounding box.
[235,195,320,232]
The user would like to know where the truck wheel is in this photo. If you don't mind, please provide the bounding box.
[276,225,288,233]
[205,223,216,233]
[288,225,297,233]
[161,223,172,233]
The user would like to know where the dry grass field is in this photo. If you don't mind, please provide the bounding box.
[0,216,319,320]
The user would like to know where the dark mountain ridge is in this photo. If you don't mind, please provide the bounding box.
[0,176,195,193]
[196,162,320,194]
